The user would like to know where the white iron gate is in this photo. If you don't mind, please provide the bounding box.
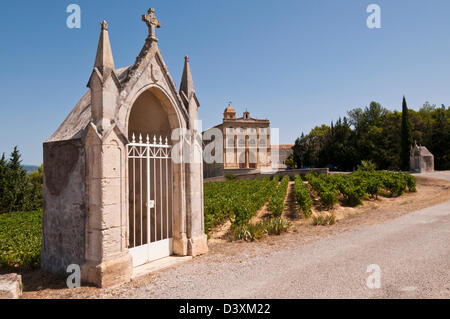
[127,133,173,267]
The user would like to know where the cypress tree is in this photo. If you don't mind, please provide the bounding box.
[400,96,413,171]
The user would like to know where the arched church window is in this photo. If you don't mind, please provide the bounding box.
[250,139,256,146]
[239,139,245,146]
[259,139,266,146]
[228,138,234,146]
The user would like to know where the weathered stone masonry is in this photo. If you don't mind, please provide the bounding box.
[42,9,208,287]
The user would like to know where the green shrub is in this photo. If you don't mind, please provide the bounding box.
[306,173,338,209]
[320,190,339,208]
[224,172,236,180]
[294,175,312,217]
[0,210,42,269]
[357,160,377,172]
[404,173,417,192]
[352,170,416,197]
[365,177,381,198]
[381,172,407,196]
[330,174,364,207]
[268,176,289,217]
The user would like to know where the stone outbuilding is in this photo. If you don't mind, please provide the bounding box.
[410,141,435,173]
[42,9,208,287]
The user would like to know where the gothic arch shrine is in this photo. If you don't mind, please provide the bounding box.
[42,9,207,287]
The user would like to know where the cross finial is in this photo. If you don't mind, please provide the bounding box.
[142,8,161,42]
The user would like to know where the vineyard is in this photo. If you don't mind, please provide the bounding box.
[300,171,417,211]
[0,210,41,269]
[204,176,290,240]
[204,170,418,240]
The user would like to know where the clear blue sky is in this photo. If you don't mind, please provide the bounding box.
[1,0,450,165]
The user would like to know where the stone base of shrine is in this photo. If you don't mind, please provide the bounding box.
[188,233,209,256]
[81,253,133,288]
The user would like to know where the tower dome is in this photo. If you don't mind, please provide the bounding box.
[223,103,236,120]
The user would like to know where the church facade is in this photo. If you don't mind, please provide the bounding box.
[203,104,272,178]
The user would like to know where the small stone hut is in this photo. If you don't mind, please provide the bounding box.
[410,141,435,173]
[42,9,208,287]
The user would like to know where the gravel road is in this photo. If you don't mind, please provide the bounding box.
[415,171,450,182]
[103,173,450,299]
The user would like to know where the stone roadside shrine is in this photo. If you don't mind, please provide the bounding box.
[42,8,208,287]
[410,141,435,173]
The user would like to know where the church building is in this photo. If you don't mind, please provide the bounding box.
[203,104,272,178]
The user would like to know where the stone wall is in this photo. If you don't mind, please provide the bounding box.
[203,162,224,178]
[41,139,87,274]
[204,168,329,183]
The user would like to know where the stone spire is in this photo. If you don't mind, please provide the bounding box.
[94,21,115,74]
[180,56,195,100]
[88,21,120,134]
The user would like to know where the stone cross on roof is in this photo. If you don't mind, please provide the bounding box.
[142,8,161,41]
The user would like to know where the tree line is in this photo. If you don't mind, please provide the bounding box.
[0,147,43,214]
[292,99,450,171]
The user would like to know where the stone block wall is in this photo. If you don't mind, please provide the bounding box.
[41,139,87,274]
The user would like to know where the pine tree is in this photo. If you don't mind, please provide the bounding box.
[400,96,413,171]
[8,146,22,170]
[2,147,28,213]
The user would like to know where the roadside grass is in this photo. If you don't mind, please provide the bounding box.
[312,214,336,226]
[0,210,42,270]
[231,217,290,241]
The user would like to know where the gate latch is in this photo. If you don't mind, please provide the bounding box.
[148,200,155,209]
